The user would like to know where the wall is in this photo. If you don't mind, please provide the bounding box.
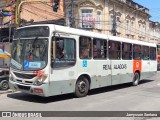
[20,0,64,23]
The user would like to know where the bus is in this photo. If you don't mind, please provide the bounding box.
[9,24,157,97]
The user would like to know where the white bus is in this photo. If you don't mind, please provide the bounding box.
[9,24,157,97]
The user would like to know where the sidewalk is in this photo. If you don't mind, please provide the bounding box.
[0,89,15,94]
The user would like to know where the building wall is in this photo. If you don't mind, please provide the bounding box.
[65,0,160,43]
[2,0,64,26]
[20,0,64,24]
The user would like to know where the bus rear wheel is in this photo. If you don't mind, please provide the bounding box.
[75,77,89,98]
[132,72,140,86]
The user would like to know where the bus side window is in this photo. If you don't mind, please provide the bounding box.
[52,37,76,68]
[150,47,156,60]
[133,44,141,60]
[93,38,107,59]
[79,36,92,59]
[142,46,149,60]
[122,43,132,60]
[108,40,121,60]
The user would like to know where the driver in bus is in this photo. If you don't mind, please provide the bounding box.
[56,48,65,60]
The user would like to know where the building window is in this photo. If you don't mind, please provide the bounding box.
[116,17,121,33]
[110,14,114,31]
[93,38,107,59]
[126,20,130,34]
[81,9,94,29]
[108,41,121,60]
[139,23,142,36]
[142,24,146,36]
[97,11,102,29]
[79,36,92,59]
[131,21,134,35]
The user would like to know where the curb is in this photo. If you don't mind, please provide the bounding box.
[0,89,16,94]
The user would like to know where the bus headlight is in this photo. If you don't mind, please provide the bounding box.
[33,75,47,86]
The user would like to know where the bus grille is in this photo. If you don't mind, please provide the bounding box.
[14,72,36,79]
[16,79,33,85]
[17,84,30,91]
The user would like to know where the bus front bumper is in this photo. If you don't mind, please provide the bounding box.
[9,80,49,97]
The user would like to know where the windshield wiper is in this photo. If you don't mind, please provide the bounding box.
[32,37,39,48]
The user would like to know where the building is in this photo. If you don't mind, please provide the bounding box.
[19,0,65,26]
[149,21,160,44]
[65,0,160,43]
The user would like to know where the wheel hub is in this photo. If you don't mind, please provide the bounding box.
[78,81,86,93]
[2,82,8,89]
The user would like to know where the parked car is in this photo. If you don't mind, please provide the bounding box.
[0,48,10,90]
[0,69,9,90]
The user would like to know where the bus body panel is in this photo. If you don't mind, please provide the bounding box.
[93,60,112,88]
[111,60,133,85]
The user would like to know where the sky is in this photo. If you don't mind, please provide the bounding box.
[133,0,160,22]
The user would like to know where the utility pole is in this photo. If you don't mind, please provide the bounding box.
[112,4,117,36]
[70,0,74,27]
[0,10,3,42]
[15,0,21,27]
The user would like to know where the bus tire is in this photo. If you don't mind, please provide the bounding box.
[132,72,140,86]
[0,80,9,90]
[75,76,89,98]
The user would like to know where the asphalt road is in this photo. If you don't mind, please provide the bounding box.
[0,72,160,120]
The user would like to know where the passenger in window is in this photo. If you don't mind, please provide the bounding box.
[81,48,89,59]
[93,45,97,58]
[100,45,105,58]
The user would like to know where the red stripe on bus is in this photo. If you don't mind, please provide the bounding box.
[133,60,142,73]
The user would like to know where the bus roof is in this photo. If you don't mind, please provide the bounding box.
[18,24,157,47]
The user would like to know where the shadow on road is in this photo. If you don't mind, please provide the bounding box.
[7,92,74,103]
[89,79,154,96]
[139,79,154,85]
[7,79,154,103]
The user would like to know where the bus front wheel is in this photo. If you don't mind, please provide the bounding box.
[75,77,89,98]
[132,72,140,86]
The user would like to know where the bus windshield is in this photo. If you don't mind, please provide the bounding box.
[10,38,48,70]
[14,26,49,38]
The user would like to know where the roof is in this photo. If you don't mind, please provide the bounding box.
[18,24,156,47]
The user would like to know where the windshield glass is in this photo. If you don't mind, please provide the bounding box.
[14,26,49,38]
[10,38,48,70]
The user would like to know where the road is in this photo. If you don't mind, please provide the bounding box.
[0,72,160,120]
